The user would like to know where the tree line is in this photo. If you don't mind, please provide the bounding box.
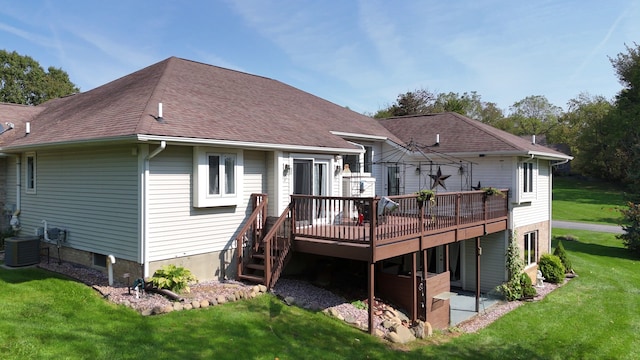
[372,43,640,195]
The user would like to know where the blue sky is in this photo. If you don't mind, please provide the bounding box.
[1,1,638,114]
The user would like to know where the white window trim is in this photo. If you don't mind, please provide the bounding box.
[523,231,538,267]
[193,147,243,207]
[518,158,537,202]
[25,152,36,194]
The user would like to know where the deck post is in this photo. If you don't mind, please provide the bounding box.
[368,261,375,335]
[411,252,417,323]
[475,236,481,313]
[422,249,428,321]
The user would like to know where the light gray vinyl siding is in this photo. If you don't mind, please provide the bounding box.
[18,146,139,260]
[512,159,550,228]
[468,157,513,190]
[147,147,266,261]
[463,232,508,293]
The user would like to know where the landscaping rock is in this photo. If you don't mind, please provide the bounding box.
[191,300,201,309]
[200,300,209,308]
[141,308,153,316]
[284,296,295,306]
[258,284,267,293]
[410,320,432,339]
[391,324,416,344]
[217,295,226,304]
[173,303,184,311]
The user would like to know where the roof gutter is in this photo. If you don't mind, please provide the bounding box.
[137,135,363,154]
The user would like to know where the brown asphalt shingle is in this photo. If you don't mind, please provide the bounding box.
[2,57,399,151]
[378,112,570,158]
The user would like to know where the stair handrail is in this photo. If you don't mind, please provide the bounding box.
[235,194,268,280]
[262,202,293,289]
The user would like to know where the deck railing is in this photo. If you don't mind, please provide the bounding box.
[290,189,509,247]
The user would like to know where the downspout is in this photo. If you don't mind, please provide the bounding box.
[10,155,22,232]
[142,141,166,277]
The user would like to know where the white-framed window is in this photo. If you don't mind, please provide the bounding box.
[519,159,537,201]
[193,147,243,207]
[524,231,538,266]
[25,152,36,194]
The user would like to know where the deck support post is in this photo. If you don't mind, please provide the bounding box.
[421,249,428,321]
[475,236,481,313]
[411,252,417,323]
[368,261,375,335]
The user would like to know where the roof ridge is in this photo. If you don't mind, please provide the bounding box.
[135,57,175,134]
[446,112,525,151]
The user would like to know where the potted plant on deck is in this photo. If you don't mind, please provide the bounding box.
[416,189,435,208]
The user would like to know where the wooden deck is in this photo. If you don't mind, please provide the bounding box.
[236,190,509,333]
[290,190,509,262]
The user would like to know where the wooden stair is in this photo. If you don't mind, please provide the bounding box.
[238,216,282,287]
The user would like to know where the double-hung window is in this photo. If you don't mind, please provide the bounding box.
[519,159,537,201]
[194,147,243,207]
[524,231,538,266]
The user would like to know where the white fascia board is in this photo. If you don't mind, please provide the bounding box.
[440,150,572,161]
[330,131,388,142]
[137,135,363,155]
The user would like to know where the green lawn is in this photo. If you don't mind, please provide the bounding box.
[2,229,640,359]
[1,178,638,359]
[552,177,626,225]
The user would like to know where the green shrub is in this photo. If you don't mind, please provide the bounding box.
[618,202,640,256]
[520,273,537,298]
[553,241,572,272]
[538,254,565,284]
[497,232,526,301]
[149,264,197,294]
[351,300,368,310]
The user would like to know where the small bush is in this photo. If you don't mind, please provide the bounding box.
[553,241,572,272]
[520,273,537,298]
[149,264,197,294]
[351,300,368,310]
[538,254,565,284]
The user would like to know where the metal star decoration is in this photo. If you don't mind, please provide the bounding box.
[429,166,451,190]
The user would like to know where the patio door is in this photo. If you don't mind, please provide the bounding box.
[449,242,462,288]
[293,159,329,225]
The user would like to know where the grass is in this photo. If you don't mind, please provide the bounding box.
[411,230,640,359]
[1,177,638,359]
[552,177,626,225]
[3,230,640,359]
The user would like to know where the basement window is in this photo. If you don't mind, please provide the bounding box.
[93,253,107,268]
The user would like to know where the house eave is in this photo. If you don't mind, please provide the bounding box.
[0,134,365,155]
[329,131,389,142]
[136,135,363,154]
[424,150,572,161]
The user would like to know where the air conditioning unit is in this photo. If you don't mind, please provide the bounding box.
[4,236,40,267]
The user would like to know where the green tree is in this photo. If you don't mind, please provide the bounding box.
[506,95,563,136]
[0,50,79,105]
[609,43,640,192]
[373,88,437,118]
[557,93,612,176]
